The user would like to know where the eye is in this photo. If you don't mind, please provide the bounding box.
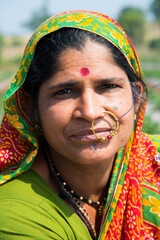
[55,88,72,95]
[99,83,121,90]
[53,88,79,100]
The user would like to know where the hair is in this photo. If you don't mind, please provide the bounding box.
[23,28,146,124]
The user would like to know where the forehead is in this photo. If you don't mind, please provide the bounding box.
[58,40,115,70]
[47,39,129,85]
[39,40,130,93]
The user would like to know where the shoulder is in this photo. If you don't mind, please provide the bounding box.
[0,169,91,240]
[0,170,65,239]
[0,169,52,203]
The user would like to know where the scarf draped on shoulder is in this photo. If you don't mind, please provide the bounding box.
[0,10,160,240]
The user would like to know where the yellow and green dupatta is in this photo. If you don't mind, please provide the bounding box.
[0,10,160,239]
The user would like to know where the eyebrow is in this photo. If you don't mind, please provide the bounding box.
[49,81,80,90]
[48,77,125,90]
[94,77,125,84]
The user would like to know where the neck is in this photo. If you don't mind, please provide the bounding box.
[49,147,115,202]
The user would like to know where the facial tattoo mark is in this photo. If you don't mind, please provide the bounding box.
[93,144,97,151]
[80,67,90,77]
[112,106,118,110]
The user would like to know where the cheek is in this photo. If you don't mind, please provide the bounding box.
[39,103,72,138]
[119,110,134,141]
[40,107,61,128]
[111,90,133,114]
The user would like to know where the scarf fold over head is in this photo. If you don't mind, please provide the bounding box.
[0,10,160,239]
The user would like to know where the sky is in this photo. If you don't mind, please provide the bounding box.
[0,0,153,35]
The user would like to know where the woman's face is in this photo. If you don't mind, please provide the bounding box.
[38,40,135,166]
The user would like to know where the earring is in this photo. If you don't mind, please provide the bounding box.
[35,124,43,136]
[91,111,119,142]
[134,114,137,120]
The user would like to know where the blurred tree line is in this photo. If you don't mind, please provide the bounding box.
[22,4,50,31]
[151,0,160,21]
[117,0,160,47]
[118,8,145,45]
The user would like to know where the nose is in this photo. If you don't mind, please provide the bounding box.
[73,89,104,122]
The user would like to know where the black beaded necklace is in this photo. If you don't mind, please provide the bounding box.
[43,146,98,240]
[52,163,103,207]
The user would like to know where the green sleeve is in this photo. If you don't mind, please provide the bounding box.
[0,170,91,240]
[0,199,68,240]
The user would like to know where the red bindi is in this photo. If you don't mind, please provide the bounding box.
[80,67,90,76]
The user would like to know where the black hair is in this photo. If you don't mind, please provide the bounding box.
[23,28,146,123]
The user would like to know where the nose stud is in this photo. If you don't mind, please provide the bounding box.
[91,111,119,142]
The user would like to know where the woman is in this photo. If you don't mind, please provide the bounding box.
[0,10,159,240]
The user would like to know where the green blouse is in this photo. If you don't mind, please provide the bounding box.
[0,169,91,240]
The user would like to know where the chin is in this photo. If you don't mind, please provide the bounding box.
[71,147,115,165]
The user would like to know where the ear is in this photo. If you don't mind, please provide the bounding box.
[133,81,144,113]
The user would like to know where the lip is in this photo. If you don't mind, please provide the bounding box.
[70,128,112,142]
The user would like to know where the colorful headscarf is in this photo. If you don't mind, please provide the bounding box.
[0,10,160,240]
